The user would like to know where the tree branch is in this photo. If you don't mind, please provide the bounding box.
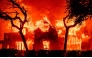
[10,19,20,30]
[10,0,27,21]
[63,14,69,28]
[0,11,20,30]
[68,14,87,28]
[3,11,23,23]
[10,0,26,15]
[9,0,28,29]
[68,22,77,28]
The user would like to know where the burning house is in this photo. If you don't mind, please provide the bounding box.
[33,21,59,50]
[0,18,60,50]
[0,19,88,51]
[0,27,34,50]
[0,0,91,51]
[0,18,91,51]
[33,18,60,50]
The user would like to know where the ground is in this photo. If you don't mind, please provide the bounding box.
[0,49,92,57]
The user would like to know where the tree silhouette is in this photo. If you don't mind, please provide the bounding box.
[63,0,92,53]
[0,0,28,51]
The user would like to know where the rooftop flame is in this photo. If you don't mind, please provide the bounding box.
[35,16,50,32]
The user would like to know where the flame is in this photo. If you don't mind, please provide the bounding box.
[3,1,33,34]
[58,30,62,34]
[55,20,65,35]
[56,20,64,27]
[67,36,82,50]
[69,24,81,35]
[35,17,50,32]
[3,0,91,50]
[43,40,50,50]
[65,17,76,26]
[82,33,90,42]
[16,41,25,50]
[67,21,81,50]
[7,45,9,49]
[10,17,90,50]
[43,16,51,25]
[16,40,33,50]
[55,19,86,50]
[22,27,26,35]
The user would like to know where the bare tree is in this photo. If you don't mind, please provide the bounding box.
[0,0,28,51]
[63,0,92,53]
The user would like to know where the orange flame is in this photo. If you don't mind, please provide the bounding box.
[16,40,33,50]
[35,17,50,32]
[43,40,50,50]
[4,1,91,51]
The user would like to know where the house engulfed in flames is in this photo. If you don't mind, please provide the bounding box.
[0,17,91,51]
[2,28,34,50]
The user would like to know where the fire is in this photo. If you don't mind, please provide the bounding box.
[35,17,50,32]
[58,30,62,34]
[82,33,90,42]
[67,24,81,50]
[55,20,65,35]
[67,36,82,50]
[69,24,81,35]
[35,20,44,29]
[3,0,33,34]
[16,40,33,50]
[8,15,90,50]
[2,0,91,50]
[42,40,50,50]
[43,16,51,25]
[56,20,64,27]
[16,41,25,50]
[65,17,76,26]
[55,19,82,50]
[7,45,9,49]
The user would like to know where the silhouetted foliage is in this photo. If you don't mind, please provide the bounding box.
[66,0,92,23]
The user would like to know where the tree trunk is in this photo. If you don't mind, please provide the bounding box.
[64,27,69,52]
[19,30,28,51]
